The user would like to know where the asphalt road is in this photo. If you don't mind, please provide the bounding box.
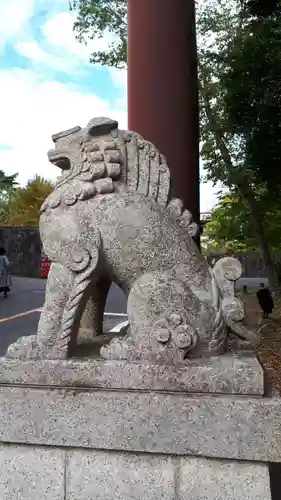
[0,277,127,356]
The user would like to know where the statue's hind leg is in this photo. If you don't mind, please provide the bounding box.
[100,271,199,363]
[79,277,111,338]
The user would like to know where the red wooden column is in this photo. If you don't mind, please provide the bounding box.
[127,0,200,223]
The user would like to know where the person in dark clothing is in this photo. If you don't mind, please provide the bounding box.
[0,247,11,298]
[256,283,274,318]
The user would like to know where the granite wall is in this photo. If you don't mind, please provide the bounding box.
[0,227,42,278]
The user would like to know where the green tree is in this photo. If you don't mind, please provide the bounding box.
[70,0,127,68]
[4,176,54,227]
[217,0,281,285]
[0,170,18,196]
[0,171,18,225]
[195,0,281,286]
[204,192,281,254]
[241,0,280,17]
[223,2,281,192]
[70,0,281,286]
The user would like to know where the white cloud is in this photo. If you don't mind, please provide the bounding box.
[42,11,115,63]
[15,40,75,73]
[14,9,128,92]
[42,10,128,96]
[107,67,127,108]
[0,0,34,50]
[16,40,46,62]
[0,68,127,186]
[14,14,90,73]
[109,68,127,90]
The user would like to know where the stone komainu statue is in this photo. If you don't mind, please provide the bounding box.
[6,117,259,362]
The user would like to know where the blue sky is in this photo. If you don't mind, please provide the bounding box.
[0,0,217,211]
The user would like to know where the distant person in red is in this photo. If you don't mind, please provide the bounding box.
[41,255,51,279]
[256,283,274,318]
[0,247,11,298]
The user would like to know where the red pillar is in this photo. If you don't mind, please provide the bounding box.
[127,0,200,223]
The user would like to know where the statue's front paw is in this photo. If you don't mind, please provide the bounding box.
[5,335,39,360]
[100,336,134,360]
[5,335,68,360]
[155,313,198,353]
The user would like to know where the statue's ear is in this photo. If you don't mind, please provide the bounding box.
[86,117,118,137]
[52,126,81,143]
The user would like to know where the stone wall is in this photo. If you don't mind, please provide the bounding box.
[0,227,42,278]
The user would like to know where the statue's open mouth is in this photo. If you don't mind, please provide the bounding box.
[48,151,70,170]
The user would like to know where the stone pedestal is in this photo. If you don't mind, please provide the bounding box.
[0,353,277,499]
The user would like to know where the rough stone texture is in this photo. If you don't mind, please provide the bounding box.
[66,451,271,500]
[0,444,271,500]
[0,443,64,499]
[0,353,274,499]
[0,224,278,283]
[0,353,264,395]
[66,450,175,500]
[1,225,280,282]
[6,117,259,362]
[213,256,259,347]
[0,227,42,278]
[179,457,271,499]
[213,257,244,320]
[76,327,97,344]
[207,251,281,278]
[79,278,111,338]
[0,224,279,282]
[0,384,280,462]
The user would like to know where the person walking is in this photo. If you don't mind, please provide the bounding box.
[0,247,11,298]
[256,282,274,318]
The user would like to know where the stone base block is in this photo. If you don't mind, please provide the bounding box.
[0,444,271,500]
[0,353,277,499]
[0,444,64,500]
